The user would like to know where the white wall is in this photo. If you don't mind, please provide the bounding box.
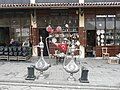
[79,8,85,58]
[79,14,84,27]
[79,45,85,58]
[30,0,35,4]
[31,10,37,28]
[79,0,84,3]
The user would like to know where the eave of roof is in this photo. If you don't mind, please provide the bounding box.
[0,2,120,9]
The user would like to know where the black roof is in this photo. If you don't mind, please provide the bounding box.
[0,0,120,4]
[85,0,120,2]
[0,0,30,4]
[36,0,79,3]
[0,0,79,4]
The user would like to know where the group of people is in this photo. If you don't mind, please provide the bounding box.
[9,38,32,47]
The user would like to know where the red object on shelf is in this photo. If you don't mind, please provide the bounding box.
[53,43,67,53]
[59,43,67,53]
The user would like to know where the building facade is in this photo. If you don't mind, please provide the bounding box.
[0,0,120,57]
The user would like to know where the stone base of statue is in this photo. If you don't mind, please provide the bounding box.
[25,66,36,80]
[79,66,89,83]
[79,78,89,83]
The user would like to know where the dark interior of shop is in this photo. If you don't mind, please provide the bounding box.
[39,28,49,56]
[0,27,9,46]
[86,30,96,57]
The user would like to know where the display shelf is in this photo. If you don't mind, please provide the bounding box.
[96,29,105,46]
[49,27,79,54]
[115,29,120,45]
[54,27,79,42]
[96,29,116,46]
[106,29,114,46]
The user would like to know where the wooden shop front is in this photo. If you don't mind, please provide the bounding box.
[85,8,120,57]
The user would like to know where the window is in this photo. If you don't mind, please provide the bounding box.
[115,17,120,45]
[96,15,116,46]
[106,17,114,29]
[96,16,105,30]
[106,29,114,46]
[0,10,31,46]
[21,17,31,42]
[116,17,120,29]
[10,16,30,44]
[85,16,95,30]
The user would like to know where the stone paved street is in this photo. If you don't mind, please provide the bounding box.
[0,56,120,90]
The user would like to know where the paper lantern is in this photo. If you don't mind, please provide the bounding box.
[56,26,62,32]
[50,29,54,34]
[46,25,52,33]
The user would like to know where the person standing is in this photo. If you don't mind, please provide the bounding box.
[9,38,20,47]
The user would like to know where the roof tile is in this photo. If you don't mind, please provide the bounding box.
[0,2,120,8]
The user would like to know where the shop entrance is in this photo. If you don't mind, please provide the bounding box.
[86,30,96,57]
[39,28,49,56]
[0,27,10,46]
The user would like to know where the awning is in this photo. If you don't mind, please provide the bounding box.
[0,2,120,9]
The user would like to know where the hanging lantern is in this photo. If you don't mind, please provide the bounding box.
[50,29,54,34]
[65,24,69,28]
[46,25,52,33]
[56,26,62,32]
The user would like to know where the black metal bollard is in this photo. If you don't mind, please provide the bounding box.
[79,66,89,83]
[25,65,36,80]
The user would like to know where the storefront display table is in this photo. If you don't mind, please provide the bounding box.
[18,56,31,61]
[9,56,18,61]
[0,55,9,61]
[116,54,120,64]
[108,57,119,64]
[55,53,65,64]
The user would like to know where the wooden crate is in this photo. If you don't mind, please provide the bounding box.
[18,56,30,61]
[9,56,18,61]
[108,57,119,64]
[0,55,9,61]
